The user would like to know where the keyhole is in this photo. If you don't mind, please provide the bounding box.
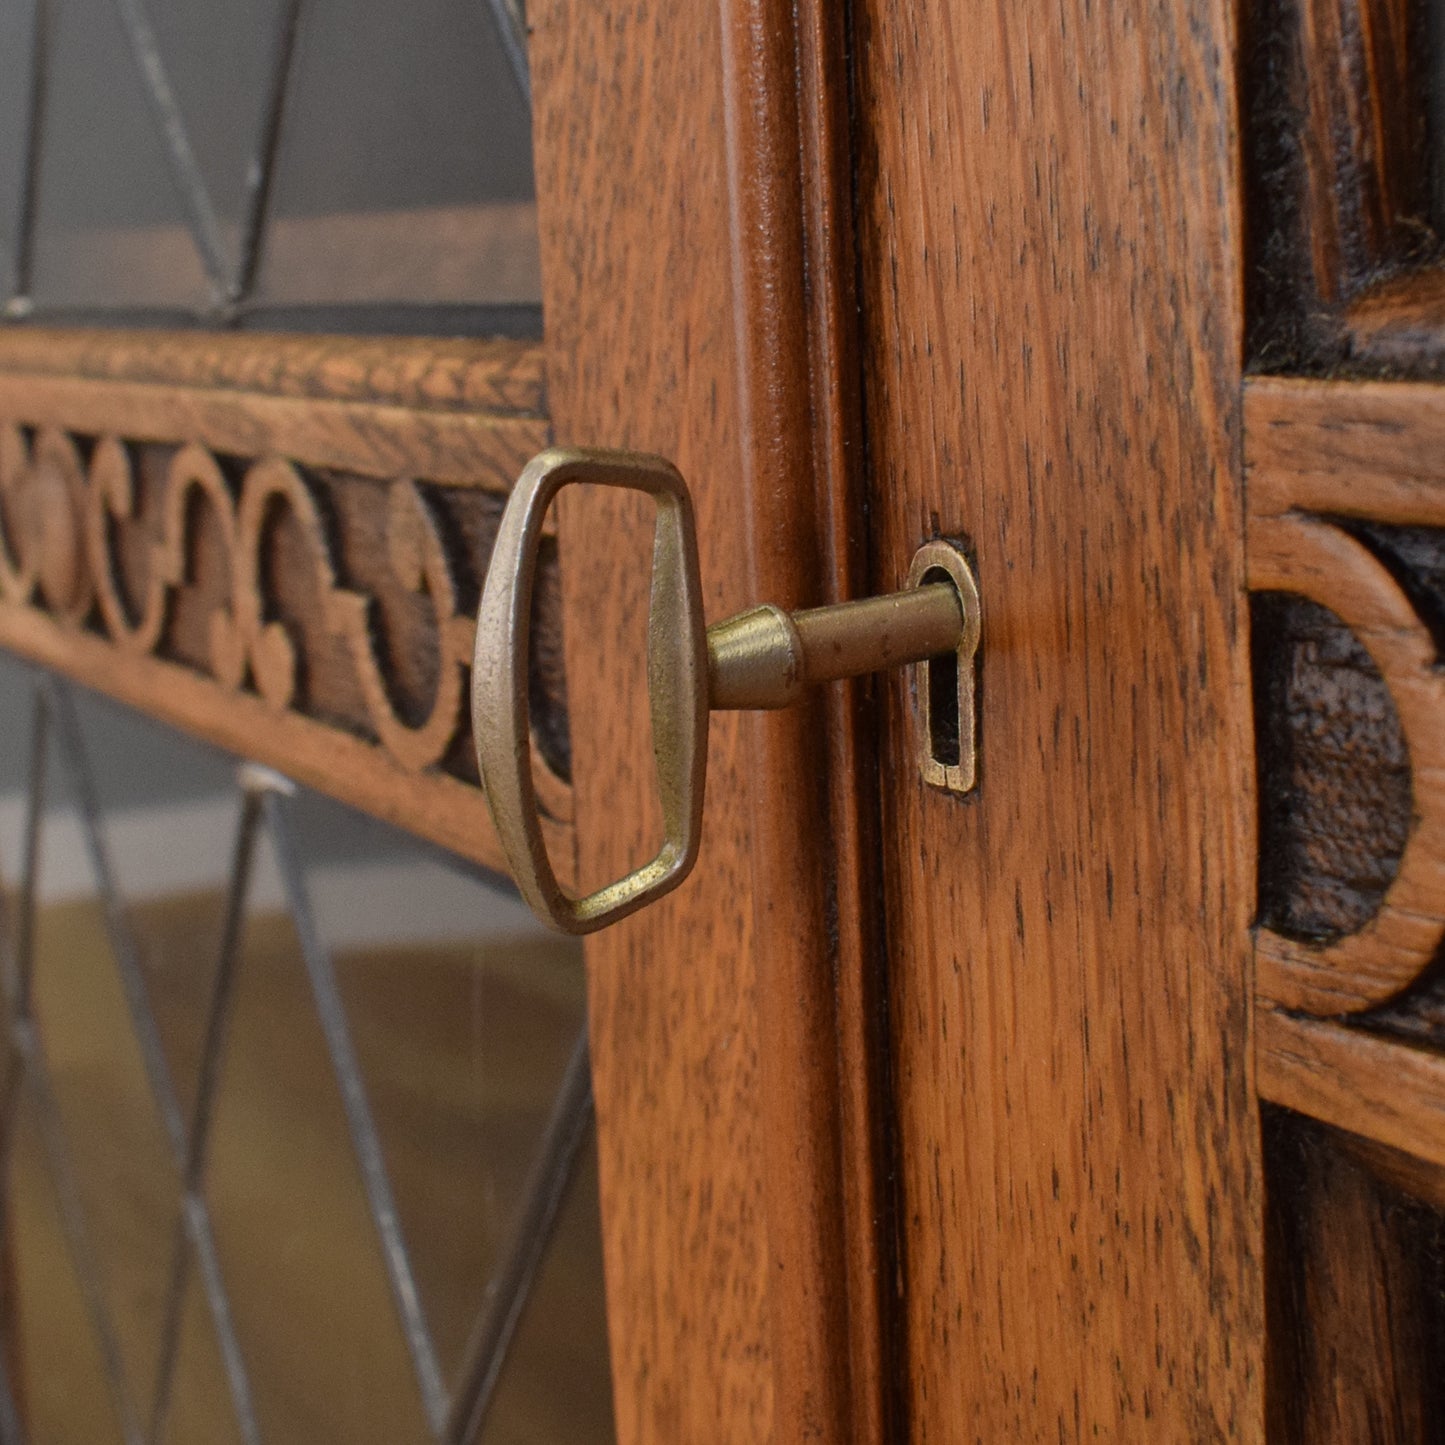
[906,544,979,796]
[921,564,963,770]
[926,635,961,768]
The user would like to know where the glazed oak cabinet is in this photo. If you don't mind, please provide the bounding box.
[0,0,1442,1441]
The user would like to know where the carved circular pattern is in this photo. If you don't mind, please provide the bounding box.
[28,429,92,622]
[0,424,37,604]
[0,426,570,805]
[1251,513,1445,1016]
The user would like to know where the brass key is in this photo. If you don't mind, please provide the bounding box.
[472,448,980,933]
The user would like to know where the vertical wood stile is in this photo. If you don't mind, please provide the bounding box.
[529,0,880,1441]
[850,0,1266,1437]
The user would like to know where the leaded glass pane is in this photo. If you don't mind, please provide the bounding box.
[203,889,431,1444]
[0,0,37,303]
[474,1135,615,1445]
[0,672,615,1443]
[11,1094,130,1443]
[26,0,213,314]
[139,0,296,287]
[160,1271,248,1445]
[253,0,540,311]
[0,0,538,329]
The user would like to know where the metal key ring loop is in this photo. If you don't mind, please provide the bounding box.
[472,447,708,934]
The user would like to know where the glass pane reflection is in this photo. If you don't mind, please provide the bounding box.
[254,0,540,310]
[287,791,586,1386]
[0,0,539,325]
[0,672,615,1443]
[27,0,213,313]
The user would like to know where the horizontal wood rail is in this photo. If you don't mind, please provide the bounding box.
[0,328,572,881]
[1258,1008,1445,1169]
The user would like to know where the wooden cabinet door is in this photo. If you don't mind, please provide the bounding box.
[540,0,1445,1442]
[4,0,1442,1439]
[534,0,1265,1433]
[531,0,1265,1433]
[534,0,1264,1436]
[529,3,881,1440]
[849,4,1262,1439]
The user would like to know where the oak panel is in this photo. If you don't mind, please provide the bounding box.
[1245,380,1445,1016]
[1241,0,1439,371]
[1246,376,1445,516]
[1262,1106,1445,1445]
[0,331,547,415]
[530,0,880,1440]
[852,1,1263,1437]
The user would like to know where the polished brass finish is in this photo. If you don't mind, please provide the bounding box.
[474,448,982,932]
[473,448,707,934]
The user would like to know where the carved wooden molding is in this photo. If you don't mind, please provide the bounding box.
[0,329,572,883]
[0,330,548,416]
[1248,380,1445,1019]
[1250,511,1445,1013]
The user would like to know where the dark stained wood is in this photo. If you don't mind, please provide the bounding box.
[1293,0,1421,296]
[1346,268,1445,372]
[1242,0,1439,371]
[1251,590,1412,942]
[0,333,571,881]
[1246,378,1445,1015]
[716,0,880,1436]
[1247,377,1445,1440]
[1247,514,1445,1012]
[851,0,1264,1437]
[792,1,896,1436]
[1335,1130,1445,1212]
[1263,1106,1445,1445]
[529,0,878,1440]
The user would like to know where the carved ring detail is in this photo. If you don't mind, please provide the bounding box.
[1251,512,1445,1016]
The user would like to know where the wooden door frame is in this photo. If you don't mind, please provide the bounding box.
[534,0,1270,1441]
[0,3,883,1436]
[850,0,1264,1436]
[529,1,891,1441]
[0,0,1295,1439]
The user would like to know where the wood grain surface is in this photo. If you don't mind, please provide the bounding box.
[1249,513,1445,1013]
[530,1,878,1441]
[0,330,547,416]
[851,2,1264,1438]
[791,3,897,1437]
[717,0,884,1437]
[1246,376,1445,513]
[1246,375,1445,1434]
[0,332,571,881]
[1258,1008,1445,1168]
[1344,268,1445,371]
